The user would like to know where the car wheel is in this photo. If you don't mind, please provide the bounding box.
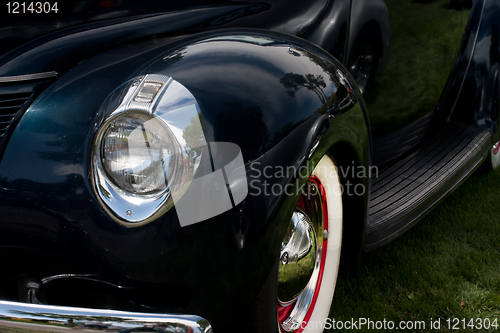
[275,154,343,332]
[247,154,343,333]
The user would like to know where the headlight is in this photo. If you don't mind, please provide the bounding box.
[92,74,206,226]
[100,112,180,195]
[92,74,248,227]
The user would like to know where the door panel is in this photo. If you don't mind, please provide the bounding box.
[350,0,468,165]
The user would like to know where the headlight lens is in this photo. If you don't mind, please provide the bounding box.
[101,112,180,195]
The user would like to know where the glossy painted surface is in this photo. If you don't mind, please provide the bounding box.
[1,0,327,59]
[1,6,260,76]
[0,0,329,77]
[300,0,350,63]
[347,0,390,94]
[360,0,468,165]
[451,0,500,143]
[0,29,369,331]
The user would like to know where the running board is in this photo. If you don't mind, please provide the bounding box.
[366,123,491,251]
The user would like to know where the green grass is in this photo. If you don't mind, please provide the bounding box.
[328,167,500,332]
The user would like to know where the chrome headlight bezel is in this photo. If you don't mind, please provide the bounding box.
[91,74,206,227]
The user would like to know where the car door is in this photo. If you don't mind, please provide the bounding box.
[349,0,468,165]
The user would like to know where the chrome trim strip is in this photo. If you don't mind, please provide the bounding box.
[0,71,58,83]
[0,300,212,333]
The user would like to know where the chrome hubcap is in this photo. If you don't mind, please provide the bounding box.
[278,209,316,302]
[277,180,326,332]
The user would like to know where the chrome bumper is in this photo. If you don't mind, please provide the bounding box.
[0,300,212,332]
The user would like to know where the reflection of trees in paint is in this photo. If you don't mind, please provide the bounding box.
[280,73,328,105]
[300,50,342,87]
[281,49,355,116]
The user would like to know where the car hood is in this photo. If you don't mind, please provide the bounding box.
[0,0,330,77]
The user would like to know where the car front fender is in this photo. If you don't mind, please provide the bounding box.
[0,28,370,330]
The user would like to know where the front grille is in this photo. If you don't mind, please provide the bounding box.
[0,91,33,140]
[0,78,54,153]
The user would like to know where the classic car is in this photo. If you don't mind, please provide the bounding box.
[0,0,499,332]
